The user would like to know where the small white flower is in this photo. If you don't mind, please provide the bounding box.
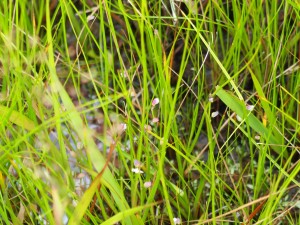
[120,70,129,78]
[152,98,160,107]
[76,142,83,150]
[144,181,152,188]
[76,173,86,179]
[246,104,254,111]
[131,168,144,174]
[208,94,214,102]
[134,159,142,168]
[152,117,159,123]
[173,217,181,224]
[120,123,127,131]
[236,114,242,122]
[254,135,260,140]
[211,111,219,118]
[87,14,95,22]
[129,88,136,97]
[144,124,152,132]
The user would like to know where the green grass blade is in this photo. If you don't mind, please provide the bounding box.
[101,202,158,225]
[248,67,283,142]
[215,87,288,158]
[0,105,35,131]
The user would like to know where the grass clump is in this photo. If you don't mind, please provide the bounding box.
[0,0,299,224]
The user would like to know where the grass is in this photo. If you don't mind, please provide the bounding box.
[0,0,299,224]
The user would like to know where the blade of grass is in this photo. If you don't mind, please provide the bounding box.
[68,142,114,225]
[101,202,160,225]
[0,105,35,131]
[215,86,288,158]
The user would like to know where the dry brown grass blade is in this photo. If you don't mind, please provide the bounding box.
[87,140,117,221]
[193,184,297,225]
[242,198,267,225]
